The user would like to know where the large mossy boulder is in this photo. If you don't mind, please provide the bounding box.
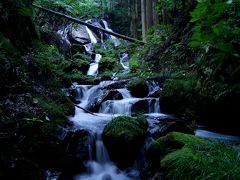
[102,116,148,168]
[127,78,149,98]
[146,132,240,179]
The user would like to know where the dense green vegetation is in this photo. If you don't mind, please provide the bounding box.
[135,0,240,134]
[1,0,240,179]
[147,132,240,179]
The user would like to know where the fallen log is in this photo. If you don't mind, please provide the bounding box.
[66,97,98,116]
[32,4,145,45]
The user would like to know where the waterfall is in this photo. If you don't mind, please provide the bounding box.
[117,88,132,99]
[57,24,72,47]
[87,54,102,76]
[68,80,166,179]
[147,80,161,97]
[120,53,130,71]
[102,19,120,47]
[99,98,140,115]
[85,26,98,44]
[66,20,165,180]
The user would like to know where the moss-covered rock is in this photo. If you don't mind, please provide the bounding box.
[103,116,148,168]
[127,78,149,98]
[146,132,240,179]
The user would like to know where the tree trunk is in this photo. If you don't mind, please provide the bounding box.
[130,0,137,38]
[152,0,159,24]
[146,0,153,30]
[32,4,145,44]
[141,0,146,42]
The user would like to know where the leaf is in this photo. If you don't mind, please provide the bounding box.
[17,7,33,17]
[189,41,201,48]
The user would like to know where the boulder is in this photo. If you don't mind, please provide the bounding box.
[103,80,129,90]
[87,89,123,112]
[147,118,193,139]
[127,78,148,98]
[69,24,91,44]
[33,128,90,174]
[102,116,148,168]
[131,99,149,114]
[146,132,210,171]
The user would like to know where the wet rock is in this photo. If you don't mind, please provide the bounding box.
[69,24,91,44]
[32,128,89,175]
[127,78,148,98]
[103,80,129,90]
[103,116,148,168]
[148,118,193,139]
[87,89,108,112]
[148,89,161,98]
[87,89,123,112]
[103,90,123,101]
[68,84,81,104]
[66,129,90,167]
[102,174,112,180]
[132,99,150,114]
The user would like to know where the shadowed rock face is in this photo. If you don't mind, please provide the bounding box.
[102,116,148,168]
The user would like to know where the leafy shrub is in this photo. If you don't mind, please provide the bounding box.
[34,0,101,19]
[189,0,240,84]
[31,43,70,86]
[149,132,240,179]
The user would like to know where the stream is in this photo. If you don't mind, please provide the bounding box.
[66,20,163,179]
[69,80,163,180]
[52,18,240,180]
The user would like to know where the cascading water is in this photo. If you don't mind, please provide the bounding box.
[57,18,130,77]
[60,20,166,179]
[68,80,164,179]
[85,26,98,44]
[120,53,130,71]
[57,24,72,47]
[102,20,120,47]
[87,54,102,76]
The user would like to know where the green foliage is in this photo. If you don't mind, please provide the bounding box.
[150,132,240,179]
[147,25,172,46]
[32,43,70,86]
[160,71,199,116]
[34,0,101,18]
[128,55,140,72]
[0,33,18,55]
[36,91,73,118]
[189,0,240,83]
[0,0,38,52]
[157,0,175,12]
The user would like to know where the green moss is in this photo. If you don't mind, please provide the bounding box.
[103,116,148,167]
[103,116,148,142]
[148,132,240,179]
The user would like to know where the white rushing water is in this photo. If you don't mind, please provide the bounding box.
[87,54,102,76]
[195,129,240,142]
[102,19,120,47]
[120,53,130,71]
[85,26,98,44]
[68,80,162,180]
